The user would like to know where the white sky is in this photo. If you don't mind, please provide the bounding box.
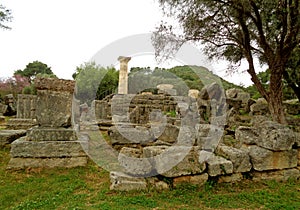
[0,0,256,86]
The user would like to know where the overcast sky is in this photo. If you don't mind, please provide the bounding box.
[0,0,255,86]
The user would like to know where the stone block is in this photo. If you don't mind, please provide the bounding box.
[10,137,87,158]
[157,124,179,144]
[7,156,87,170]
[0,130,27,147]
[36,90,73,127]
[26,128,77,141]
[256,121,295,151]
[298,149,300,166]
[173,173,208,187]
[216,145,252,173]
[6,119,37,130]
[110,171,147,191]
[249,146,298,171]
[144,146,206,177]
[218,173,243,183]
[235,126,259,145]
[118,147,153,177]
[199,150,233,177]
[109,126,154,145]
[147,177,170,190]
[252,168,300,182]
[35,77,75,93]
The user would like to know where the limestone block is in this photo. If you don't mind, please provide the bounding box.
[0,130,27,147]
[110,171,147,191]
[35,77,75,93]
[10,137,87,158]
[157,124,179,144]
[199,82,223,101]
[144,146,206,177]
[0,103,8,114]
[249,146,297,171]
[256,121,295,151]
[216,145,252,173]
[295,133,300,147]
[199,150,233,177]
[226,88,242,98]
[147,177,170,190]
[235,126,259,145]
[188,89,200,99]
[250,99,269,115]
[109,126,154,145]
[36,90,73,127]
[226,98,242,110]
[26,128,77,141]
[6,119,37,130]
[237,92,250,104]
[252,168,300,182]
[218,173,243,183]
[7,156,87,170]
[118,147,153,177]
[173,173,208,187]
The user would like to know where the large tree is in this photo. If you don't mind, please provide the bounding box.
[14,61,55,82]
[153,0,299,123]
[0,4,12,30]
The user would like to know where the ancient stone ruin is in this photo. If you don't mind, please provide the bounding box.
[6,94,38,130]
[87,82,300,191]
[7,78,87,169]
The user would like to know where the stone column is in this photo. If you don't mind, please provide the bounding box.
[118,56,131,94]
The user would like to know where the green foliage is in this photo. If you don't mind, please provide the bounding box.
[74,62,118,103]
[14,61,55,82]
[0,4,12,30]
[246,69,298,100]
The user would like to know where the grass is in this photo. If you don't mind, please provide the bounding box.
[0,147,300,209]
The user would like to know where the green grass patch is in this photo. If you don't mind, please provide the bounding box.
[0,148,299,209]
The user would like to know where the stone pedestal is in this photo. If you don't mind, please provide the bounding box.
[7,78,87,169]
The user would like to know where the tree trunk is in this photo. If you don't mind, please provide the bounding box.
[268,66,286,124]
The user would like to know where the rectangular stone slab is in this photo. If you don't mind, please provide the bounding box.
[10,137,87,158]
[26,128,77,141]
[0,130,26,147]
[7,156,87,170]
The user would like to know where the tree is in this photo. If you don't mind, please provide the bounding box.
[0,4,12,30]
[73,62,119,103]
[0,75,30,96]
[153,0,300,123]
[284,45,300,101]
[14,61,55,82]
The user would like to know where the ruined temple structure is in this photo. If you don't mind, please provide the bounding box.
[6,94,38,130]
[7,78,87,169]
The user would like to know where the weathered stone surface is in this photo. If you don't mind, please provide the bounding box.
[295,133,300,147]
[252,168,300,182]
[226,98,242,110]
[7,156,87,170]
[235,126,259,145]
[0,130,26,147]
[216,145,252,173]
[36,90,73,127]
[147,177,170,190]
[110,171,147,191]
[16,94,37,119]
[256,121,295,151]
[10,137,87,158]
[249,146,298,171]
[250,98,269,115]
[173,173,208,187]
[157,124,179,144]
[226,88,241,98]
[144,146,206,177]
[218,173,243,183]
[199,150,233,176]
[35,77,75,93]
[109,126,154,145]
[6,119,37,130]
[26,128,77,141]
[118,147,153,177]
[0,103,8,115]
[283,99,300,115]
[199,82,223,101]
[188,89,200,99]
